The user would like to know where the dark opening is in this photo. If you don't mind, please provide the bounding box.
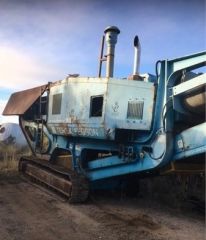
[25,126,36,142]
[24,95,48,121]
[36,128,42,149]
[0,127,5,134]
[52,93,62,115]
[40,96,48,115]
[90,95,104,117]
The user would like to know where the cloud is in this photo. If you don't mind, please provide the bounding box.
[0,99,18,124]
[0,0,204,79]
[0,0,204,124]
[0,45,62,90]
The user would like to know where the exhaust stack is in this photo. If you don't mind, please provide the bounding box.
[104,26,120,78]
[133,35,141,75]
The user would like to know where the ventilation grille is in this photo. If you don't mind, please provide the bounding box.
[127,100,144,120]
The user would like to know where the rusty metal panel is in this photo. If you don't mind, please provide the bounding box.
[25,163,72,197]
[3,85,47,115]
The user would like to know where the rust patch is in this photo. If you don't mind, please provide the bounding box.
[3,85,47,115]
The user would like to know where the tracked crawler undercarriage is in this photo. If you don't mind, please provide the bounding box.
[19,156,89,203]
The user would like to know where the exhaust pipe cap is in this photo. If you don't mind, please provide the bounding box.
[104,26,120,34]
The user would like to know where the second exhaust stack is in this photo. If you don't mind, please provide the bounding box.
[104,26,120,78]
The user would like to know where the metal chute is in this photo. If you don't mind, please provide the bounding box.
[3,85,47,115]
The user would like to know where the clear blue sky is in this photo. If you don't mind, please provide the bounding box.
[0,0,205,123]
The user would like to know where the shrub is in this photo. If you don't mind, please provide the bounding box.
[0,143,30,172]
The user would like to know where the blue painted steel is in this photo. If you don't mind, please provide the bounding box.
[173,73,206,114]
[174,123,206,160]
[173,74,205,96]
[168,51,206,73]
[87,155,159,181]
[88,155,137,170]
[47,51,206,181]
[4,50,205,182]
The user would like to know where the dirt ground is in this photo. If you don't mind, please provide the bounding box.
[0,173,205,240]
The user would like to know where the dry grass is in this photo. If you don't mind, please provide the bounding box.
[0,144,30,172]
